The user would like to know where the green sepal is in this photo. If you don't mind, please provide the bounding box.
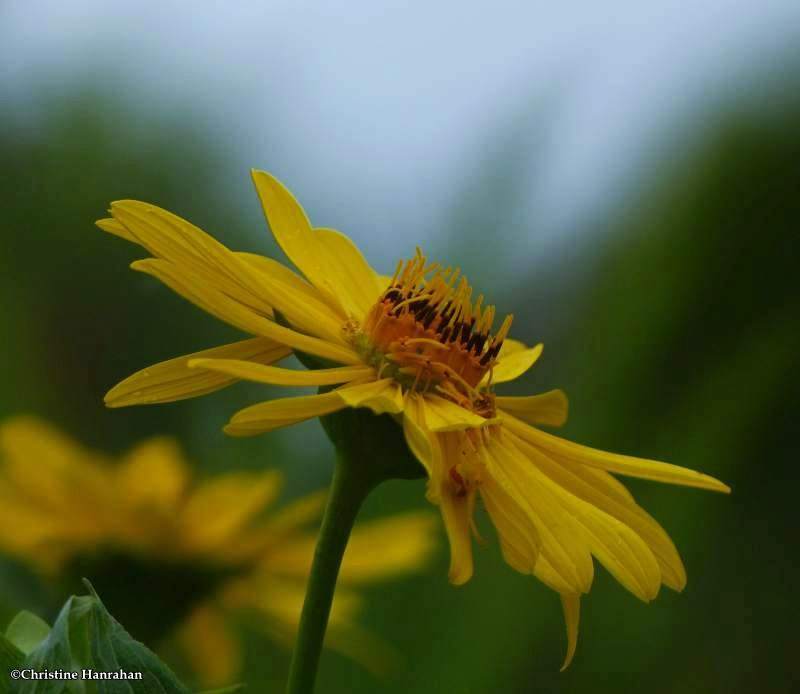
[275,310,426,482]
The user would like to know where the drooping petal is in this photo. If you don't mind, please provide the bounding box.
[440,488,475,585]
[485,440,594,594]
[105,337,291,408]
[496,390,569,427]
[252,170,383,319]
[480,342,543,386]
[502,413,731,493]
[336,378,405,415]
[422,394,499,431]
[504,436,662,602]
[559,594,581,671]
[224,391,348,437]
[132,258,361,365]
[513,432,687,591]
[188,358,375,387]
[479,474,541,574]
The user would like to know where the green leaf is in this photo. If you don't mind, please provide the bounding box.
[5,612,51,656]
[11,580,238,694]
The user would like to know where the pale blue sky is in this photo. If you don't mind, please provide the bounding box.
[2,1,798,271]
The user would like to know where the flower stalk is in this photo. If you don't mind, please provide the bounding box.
[285,452,380,694]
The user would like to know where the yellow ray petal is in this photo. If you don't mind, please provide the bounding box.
[485,440,594,594]
[401,393,437,481]
[502,413,731,493]
[96,217,136,242]
[238,251,347,342]
[505,436,662,601]
[559,594,581,671]
[116,437,188,511]
[440,488,475,585]
[496,389,569,427]
[514,433,686,591]
[250,170,345,311]
[133,258,361,365]
[481,342,543,386]
[180,470,283,552]
[188,358,375,387]
[422,394,498,432]
[109,201,274,318]
[251,170,384,320]
[315,227,387,319]
[224,391,348,437]
[498,338,528,356]
[479,474,541,574]
[336,378,405,415]
[105,337,291,408]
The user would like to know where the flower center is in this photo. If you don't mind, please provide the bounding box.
[352,249,512,409]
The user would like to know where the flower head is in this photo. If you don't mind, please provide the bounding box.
[0,416,436,685]
[99,171,730,668]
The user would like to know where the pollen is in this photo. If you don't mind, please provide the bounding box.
[358,248,512,407]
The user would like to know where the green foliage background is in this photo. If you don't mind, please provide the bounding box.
[1,54,796,694]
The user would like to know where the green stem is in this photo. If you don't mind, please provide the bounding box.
[285,455,380,694]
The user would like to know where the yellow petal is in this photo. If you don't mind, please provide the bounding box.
[180,470,282,552]
[559,594,581,671]
[96,217,136,242]
[502,413,731,493]
[105,337,291,408]
[133,258,361,365]
[516,433,686,592]
[496,390,569,427]
[479,474,541,574]
[481,342,543,386]
[224,391,347,437]
[176,605,242,688]
[109,201,274,318]
[422,394,498,431]
[336,378,405,414]
[188,358,374,387]
[440,488,475,585]
[401,393,436,480]
[251,170,384,320]
[314,227,387,318]
[506,436,661,601]
[485,440,594,594]
[238,251,347,343]
[116,437,188,510]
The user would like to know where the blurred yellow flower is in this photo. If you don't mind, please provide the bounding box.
[98,171,730,668]
[0,416,437,685]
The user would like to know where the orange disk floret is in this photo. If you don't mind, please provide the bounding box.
[361,249,512,400]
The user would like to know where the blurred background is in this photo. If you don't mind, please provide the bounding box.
[1,1,798,692]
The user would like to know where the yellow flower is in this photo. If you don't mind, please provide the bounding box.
[0,416,436,685]
[98,171,730,668]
